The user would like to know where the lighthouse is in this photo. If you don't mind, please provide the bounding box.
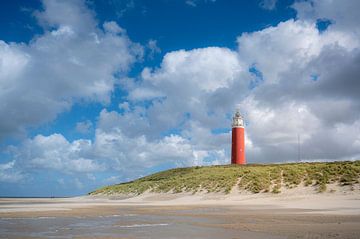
[231,108,246,165]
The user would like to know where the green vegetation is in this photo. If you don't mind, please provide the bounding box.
[90,161,360,195]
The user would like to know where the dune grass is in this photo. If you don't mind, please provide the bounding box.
[90,160,360,195]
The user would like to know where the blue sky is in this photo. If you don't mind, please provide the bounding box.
[1,0,360,197]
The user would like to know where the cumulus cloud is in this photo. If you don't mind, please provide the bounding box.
[237,19,357,84]
[0,0,142,140]
[94,109,227,169]
[11,134,103,173]
[7,109,226,183]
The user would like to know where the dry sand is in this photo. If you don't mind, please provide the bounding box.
[2,184,359,213]
[1,185,360,239]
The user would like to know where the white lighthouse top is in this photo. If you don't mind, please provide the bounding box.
[232,108,244,128]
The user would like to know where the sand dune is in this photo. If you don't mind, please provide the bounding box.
[1,184,360,215]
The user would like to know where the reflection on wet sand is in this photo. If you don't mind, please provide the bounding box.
[0,198,360,239]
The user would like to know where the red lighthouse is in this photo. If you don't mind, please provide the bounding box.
[231,108,246,165]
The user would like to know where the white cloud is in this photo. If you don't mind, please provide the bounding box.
[111,0,135,18]
[0,161,24,183]
[7,106,230,182]
[259,0,278,10]
[237,19,358,84]
[103,21,125,34]
[185,0,216,7]
[118,101,130,111]
[127,47,249,136]
[185,0,197,7]
[0,0,142,140]
[141,47,244,92]
[51,25,74,37]
[0,41,29,82]
[75,120,93,134]
[12,134,103,173]
[34,0,96,32]
[94,130,194,168]
[128,87,165,101]
[147,39,161,59]
[93,109,222,170]
[293,0,360,33]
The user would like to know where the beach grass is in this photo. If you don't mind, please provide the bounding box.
[90,160,360,195]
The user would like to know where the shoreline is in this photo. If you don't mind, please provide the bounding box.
[1,190,360,215]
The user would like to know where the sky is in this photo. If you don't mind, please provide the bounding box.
[0,0,360,197]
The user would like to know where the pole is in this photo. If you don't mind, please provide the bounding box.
[297,133,300,161]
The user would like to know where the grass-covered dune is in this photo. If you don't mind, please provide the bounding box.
[90,161,360,196]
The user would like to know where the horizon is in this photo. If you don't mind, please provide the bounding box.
[1,0,360,197]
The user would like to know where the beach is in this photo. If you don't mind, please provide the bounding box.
[1,191,360,239]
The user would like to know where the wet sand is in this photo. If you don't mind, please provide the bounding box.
[0,195,360,239]
[1,195,360,239]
